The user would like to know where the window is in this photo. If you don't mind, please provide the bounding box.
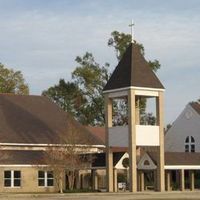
[38,171,54,187]
[185,136,195,152]
[4,170,21,187]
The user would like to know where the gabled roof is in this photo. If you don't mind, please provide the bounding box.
[190,102,200,115]
[103,43,164,91]
[0,94,103,145]
[137,153,157,170]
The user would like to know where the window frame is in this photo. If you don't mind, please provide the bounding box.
[4,170,21,188]
[185,136,195,153]
[38,170,54,187]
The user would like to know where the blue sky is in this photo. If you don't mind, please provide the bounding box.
[0,0,200,125]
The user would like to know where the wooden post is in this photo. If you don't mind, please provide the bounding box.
[154,169,157,191]
[189,170,195,191]
[113,168,118,192]
[137,171,140,191]
[139,171,145,191]
[92,169,98,191]
[128,89,137,192]
[165,170,171,191]
[180,169,185,191]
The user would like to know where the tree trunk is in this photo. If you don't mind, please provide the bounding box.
[59,171,64,193]
[60,176,63,193]
[68,171,75,190]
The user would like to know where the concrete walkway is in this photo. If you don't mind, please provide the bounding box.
[1,191,200,200]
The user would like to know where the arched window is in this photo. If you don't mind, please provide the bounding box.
[185,136,195,152]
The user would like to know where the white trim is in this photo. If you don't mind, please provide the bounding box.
[0,143,105,148]
[0,164,48,167]
[103,86,165,94]
[165,165,200,170]
[114,152,129,169]
[135,90,159,97]
[108,90,128,98]
[2,164,200,170]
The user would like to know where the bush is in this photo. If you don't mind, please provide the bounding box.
[64,188,95,193]
[117,173,127,183]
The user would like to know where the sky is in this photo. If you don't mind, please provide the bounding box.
[0,0,200,125]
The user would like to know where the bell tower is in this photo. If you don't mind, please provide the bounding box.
[103,42,165,192]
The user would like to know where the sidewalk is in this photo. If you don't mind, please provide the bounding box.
[0,191,200,200]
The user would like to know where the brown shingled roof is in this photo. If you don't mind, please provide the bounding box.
[149,152,200,166]
[103,43,164,91]
[86,126,105,144]
[190,102,200,115]
[0,150,46,165]
[0,94,103,145]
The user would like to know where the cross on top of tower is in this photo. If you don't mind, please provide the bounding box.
[129,20,134,43]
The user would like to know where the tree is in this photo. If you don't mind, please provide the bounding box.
[44,119,93,193]
[112,98,128,126]
[45,146,91,193]
[72,52,110,125]
[42,79,85,118]
[140,112,156,125]
[0,63,29,94]
[108,31,160,72]
[122,157,129,169]
[165,124,172,133]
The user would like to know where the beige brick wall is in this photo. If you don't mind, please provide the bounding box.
[0,166,58,193]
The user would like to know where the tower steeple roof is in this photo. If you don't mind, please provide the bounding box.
[103,43,164,92]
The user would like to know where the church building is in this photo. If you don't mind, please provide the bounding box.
[0,35,200,193]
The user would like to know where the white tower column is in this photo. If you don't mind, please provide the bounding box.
[105,94,114,192]
[156,91,165,191]
[128,89,137,192]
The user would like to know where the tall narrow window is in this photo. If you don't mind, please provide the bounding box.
[38,171,54,187]
[4,170,21,187]
[185,136,195,152]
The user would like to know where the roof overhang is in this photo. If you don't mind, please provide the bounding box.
[103,86,165,94]
[0,143,105,148]
[165,165,200,170]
